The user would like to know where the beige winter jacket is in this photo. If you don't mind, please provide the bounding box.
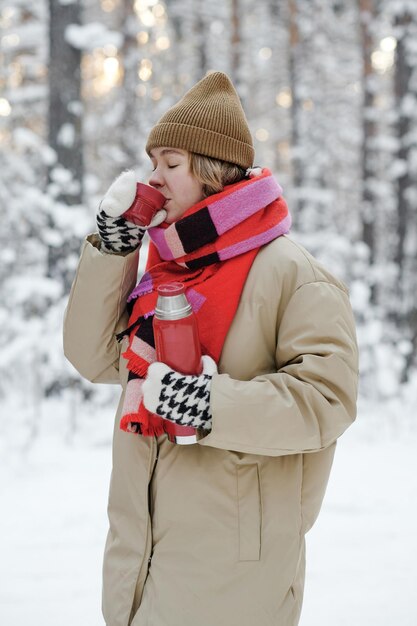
[63,232,358,626]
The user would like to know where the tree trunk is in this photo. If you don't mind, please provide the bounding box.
[394,11,412,276]
[394,9,417,376]
[231,0,240,85]
[48,0,83,204]
[359,0,376,265]
[120,0,141,169]
[194,0,208,78]
[288,0,303,223]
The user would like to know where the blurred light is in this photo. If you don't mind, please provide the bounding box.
[277,141,290,154]
[0,7,16,28]
[104,57,119,76]
[156,36,170,50]
[276,89,292,108]
[151,87,162,100]
[0,98,11,116]
[83,49,121,97]
[136,84,147,97]
[140,10,156,27]
[138,58,152,81]
[101,0,118,11]
[153,4,165,17]
[9,61,22,88]
[1,33,20,47]
[371,49,394,73]
[255,128,269,142]
[137,31,149,45]
[36,64,47,78]
[380,36,397,52]
[135,0,159,25]
[135,0,158,8]
[259,47,272,60]
[302,99,314,111]
[104,44,118,56]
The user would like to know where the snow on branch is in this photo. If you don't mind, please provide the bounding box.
[65,23,123,51]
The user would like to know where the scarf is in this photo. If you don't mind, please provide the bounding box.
[118,168,291,436]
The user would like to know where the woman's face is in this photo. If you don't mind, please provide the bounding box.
[148,147,204,224]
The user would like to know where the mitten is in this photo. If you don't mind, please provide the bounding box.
[96,170,166,254]
[142,355,218,431]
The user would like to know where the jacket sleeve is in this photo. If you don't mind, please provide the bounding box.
[63,234,139,384]
[199,280,359,456]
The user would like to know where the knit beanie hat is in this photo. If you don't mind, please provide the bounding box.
[146,71,254,169]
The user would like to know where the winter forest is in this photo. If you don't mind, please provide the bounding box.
[1,1,417,625]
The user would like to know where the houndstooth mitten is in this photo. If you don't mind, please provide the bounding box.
[142,355,218,431]
[96,170,166,254]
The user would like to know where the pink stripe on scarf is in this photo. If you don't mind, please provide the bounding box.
[131,336,157,362]
[218,216,291,261]
[121,378,144,415]
[185,288,206,313]
[208,176,282,235]
[148,226,175,260]
[165,226,186,258]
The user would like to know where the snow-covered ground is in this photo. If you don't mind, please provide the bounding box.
[1,397,416,626]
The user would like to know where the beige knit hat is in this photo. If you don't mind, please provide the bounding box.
[146,71,254,169]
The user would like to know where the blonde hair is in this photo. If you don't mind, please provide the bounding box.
[188,153,247,198]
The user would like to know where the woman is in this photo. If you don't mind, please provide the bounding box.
[64,72,358,626]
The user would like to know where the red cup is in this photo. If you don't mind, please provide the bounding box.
[123,182,166,226]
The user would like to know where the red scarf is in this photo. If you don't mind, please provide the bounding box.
[118,168,291,436]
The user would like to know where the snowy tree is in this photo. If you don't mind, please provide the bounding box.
[391,3,417,375]
[48,0,83,205]
[359,0,378,269]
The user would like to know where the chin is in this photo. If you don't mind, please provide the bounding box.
[165,206,185,224]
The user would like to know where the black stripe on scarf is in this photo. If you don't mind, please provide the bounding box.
[136,315,156,348]
[185,251,220,270]
[116,311,156,344]
[175,207,218,254]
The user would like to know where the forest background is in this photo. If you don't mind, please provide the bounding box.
[0,0,417,624]
[1,0,417,423]
[2,0,417,422]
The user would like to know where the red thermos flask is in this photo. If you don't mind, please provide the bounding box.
[153,282,202,445]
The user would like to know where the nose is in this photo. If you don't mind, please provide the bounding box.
[148,166,164,189]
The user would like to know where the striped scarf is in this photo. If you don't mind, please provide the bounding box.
[119,168,291,436]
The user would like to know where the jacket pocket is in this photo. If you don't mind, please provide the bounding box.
[237,464,261,561]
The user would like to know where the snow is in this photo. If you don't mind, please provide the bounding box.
[65,23,123,51]
[8,84,47,104]
[302,400,417,626]
[1,397,416,626]
[57,123,75,148]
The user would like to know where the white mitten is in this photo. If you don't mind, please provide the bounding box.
[96,170,166,254]
[142,355,218,431]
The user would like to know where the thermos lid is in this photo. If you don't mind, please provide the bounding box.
[155,282,192,320]
[157,282,185,296]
